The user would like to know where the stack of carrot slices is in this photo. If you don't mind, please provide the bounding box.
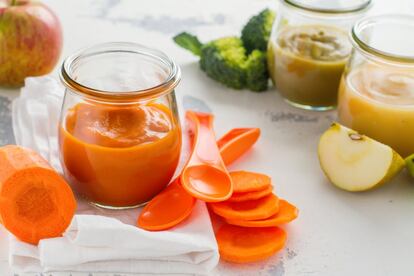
[209,171,298,263]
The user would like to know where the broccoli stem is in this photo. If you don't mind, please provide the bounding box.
[173,32,203,57]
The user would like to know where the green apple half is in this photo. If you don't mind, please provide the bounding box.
[318,123,404,192]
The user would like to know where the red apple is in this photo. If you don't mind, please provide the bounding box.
[0,0,62,87]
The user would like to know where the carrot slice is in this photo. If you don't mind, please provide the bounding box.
[225,199,298,227]
[230,171,271,193]
[0,145,76,245]
[209,194,279,220]
[216,224,286,263]
[227,185,273,202]
[138,179,196,231]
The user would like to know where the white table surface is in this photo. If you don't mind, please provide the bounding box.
[1,0,414,275]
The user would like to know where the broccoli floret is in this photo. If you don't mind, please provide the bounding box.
[241,8,276,53]
[200,37,248,90]
[173,32,268,92]
[245,50,269,92]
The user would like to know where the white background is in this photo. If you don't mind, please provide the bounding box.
[1,0,414,275]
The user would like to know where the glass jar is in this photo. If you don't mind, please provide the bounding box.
[268,0,371,111]
[338,15,414,158]
[59,42,182,209]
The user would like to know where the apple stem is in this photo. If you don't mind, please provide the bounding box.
[10,0,17,6]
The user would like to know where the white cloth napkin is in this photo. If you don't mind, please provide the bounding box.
[10,76,219,275]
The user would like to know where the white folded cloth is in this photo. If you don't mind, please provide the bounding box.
[10,76,219,275]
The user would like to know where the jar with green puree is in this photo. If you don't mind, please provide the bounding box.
[268,0,371,111]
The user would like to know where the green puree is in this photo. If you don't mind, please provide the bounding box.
[269,25,351,109]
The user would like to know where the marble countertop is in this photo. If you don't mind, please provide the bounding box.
[1,0,414,275]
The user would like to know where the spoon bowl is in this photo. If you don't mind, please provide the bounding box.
[181,165,233,201]
[137,179,196,231]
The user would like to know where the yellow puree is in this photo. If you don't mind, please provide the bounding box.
[338,63,414,157]
[269,25,351,108]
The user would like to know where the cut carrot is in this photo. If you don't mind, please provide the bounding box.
[225,199,298,227]
[230,171,271,193]
[227,185,273,202]
[216,224,287,263]
[138,179,196,231]
[217,128,260,166]
[0,145,76,245]
[209,194,279,220]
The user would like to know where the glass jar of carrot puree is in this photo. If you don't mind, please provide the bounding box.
[59,42,182,209]
[268,0,371,111]
[338,15,414,157]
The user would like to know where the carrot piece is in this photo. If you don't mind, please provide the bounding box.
[209,194,279,220]
[225,199,298,227]
[230,171,271,193]
[227,185,273,202]
[217,128,260,166]
[216,224,287,263]
[0,145,76,245]
[137,179,196,231]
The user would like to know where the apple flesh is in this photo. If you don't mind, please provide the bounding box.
[318,123,404,192]
[0,0,62,87]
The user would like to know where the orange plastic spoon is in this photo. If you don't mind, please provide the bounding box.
[217,128,260,166]
[180,111,233,202]
[138,179,195,231]
[137,126,261,231]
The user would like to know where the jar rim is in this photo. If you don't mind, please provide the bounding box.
[60,42,181,102]
[281,0,372,14]
[351,14,414,64]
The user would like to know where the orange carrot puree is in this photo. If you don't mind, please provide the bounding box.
[59,103,181,207]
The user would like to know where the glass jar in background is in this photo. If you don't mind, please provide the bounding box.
[338,15,414,157]
[268,0,371,111]
[59,42,182,209]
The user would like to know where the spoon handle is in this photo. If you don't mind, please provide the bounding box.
[186,111,224,167]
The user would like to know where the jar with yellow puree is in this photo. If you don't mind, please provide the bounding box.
[59,42,182,209]
[269,0,371,110]
[338,15,414,157]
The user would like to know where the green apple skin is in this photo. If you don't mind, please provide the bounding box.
[0,0,62,87]
[318,123,405,192]
[376,151,405,188]
[405,154,414,178]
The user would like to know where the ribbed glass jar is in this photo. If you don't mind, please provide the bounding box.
[268,0,371,110]
[59,42,182,209]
